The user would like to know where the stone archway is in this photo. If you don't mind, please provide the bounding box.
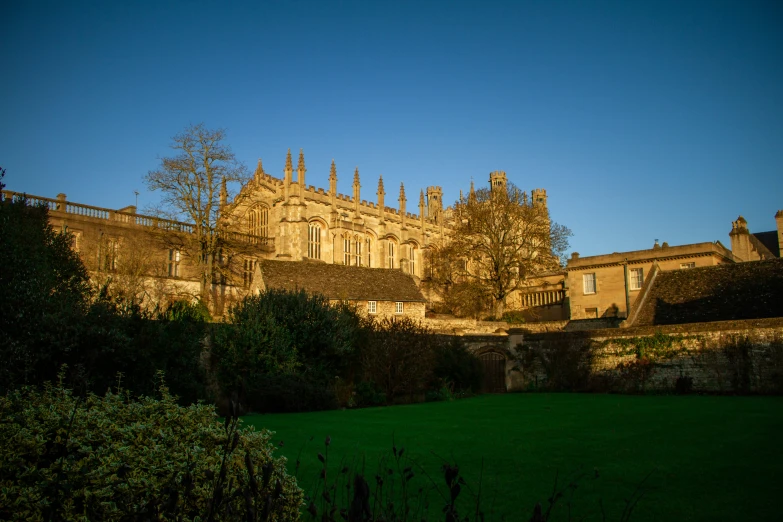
[479,352,506,393]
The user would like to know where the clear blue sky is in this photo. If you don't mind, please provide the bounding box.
[2,0,781,257]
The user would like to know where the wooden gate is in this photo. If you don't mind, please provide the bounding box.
[480,352,506,393]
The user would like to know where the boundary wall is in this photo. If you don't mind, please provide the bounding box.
[453,317,783,394]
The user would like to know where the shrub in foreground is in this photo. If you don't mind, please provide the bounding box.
[0,375,302,521]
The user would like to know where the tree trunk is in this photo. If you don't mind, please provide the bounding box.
[493,298,505,320]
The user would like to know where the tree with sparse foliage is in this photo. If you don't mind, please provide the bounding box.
[428,183,571,319]
[145,124,248,307]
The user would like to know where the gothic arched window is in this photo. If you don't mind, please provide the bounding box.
[387,240,396,269]
[354,236,362,266]
[248,206,269,238]
[308,222,321,259]
[408,244,417,276]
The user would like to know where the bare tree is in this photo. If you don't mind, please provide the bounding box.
[145,124,248,306]
[82,230,185,310]
[429,183,571,319]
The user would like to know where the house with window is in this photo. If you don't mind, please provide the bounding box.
[566,211,783,320]
[625,257,783,326]
[251,259,427,319]
[566,240,736,320]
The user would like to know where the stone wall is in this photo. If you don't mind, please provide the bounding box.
[422,317,511,335]
[515,317,783,393]
[444,318,783,394]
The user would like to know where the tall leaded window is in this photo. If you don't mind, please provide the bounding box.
[103,238,119,272]
[354,237,363,266]
[343,236,352,265]
[630,268,644,291]
[71,230,82,252]
[583,273,596,294]
[366,237,372,267]
[308,222,321,259]
[248,206,269,238]
[387,240,396,269]
[243,258,255,288]
[168,249,181,277]
[408,244,416,275]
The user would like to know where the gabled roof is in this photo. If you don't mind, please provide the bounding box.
[629,258,783,326]
[255,260,426,302]
[751,231,780,259]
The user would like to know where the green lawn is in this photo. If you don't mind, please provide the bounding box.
[243,394,783,521]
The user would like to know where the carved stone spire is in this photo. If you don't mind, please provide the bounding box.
[377,175,386,223]
[297,148,306,187]
[285,148,293,175]
[399,183,407,228]
[352,167,361,214]
[329,159,337,207]
[283,149,293,202]
[254,158,264,181]
[419,189,426,230]
[469,179,476,202]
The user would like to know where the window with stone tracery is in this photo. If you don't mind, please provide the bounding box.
[243,258,255,288]
[354,237,362,266]
[343,236,351,265]
[387,240,396,269]
[407,244,417,276]
[248,206,269,238]
[308,222,321,259]
[168,249,180,277]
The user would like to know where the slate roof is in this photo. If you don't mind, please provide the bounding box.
[256,260,426,302]
[630,258,783,326]
[751,231,780,259]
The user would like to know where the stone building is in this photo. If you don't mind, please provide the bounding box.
[251,259,426,319]
[222,149,451,278]
[3,150,561,317]
[625,257,783,327]
[729,213,783,262]
[566,210,783,321]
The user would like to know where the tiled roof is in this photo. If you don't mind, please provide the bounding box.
[256,260,426,302]
[631,258,783,326]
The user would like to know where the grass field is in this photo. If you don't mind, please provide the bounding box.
[244,394,783,521]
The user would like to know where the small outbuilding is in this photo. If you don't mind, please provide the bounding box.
[252,259,426,319]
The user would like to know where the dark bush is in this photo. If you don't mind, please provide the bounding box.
[535,336,592,391]
[246,373,338,413]
[675,375,694,395]
[0,197,90,392]
[0,195,210,402]
[354,380,387,407]
[432,337,483,394]
[361,317,437,403]
[723,335,754,393]
[501,310,526,324]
